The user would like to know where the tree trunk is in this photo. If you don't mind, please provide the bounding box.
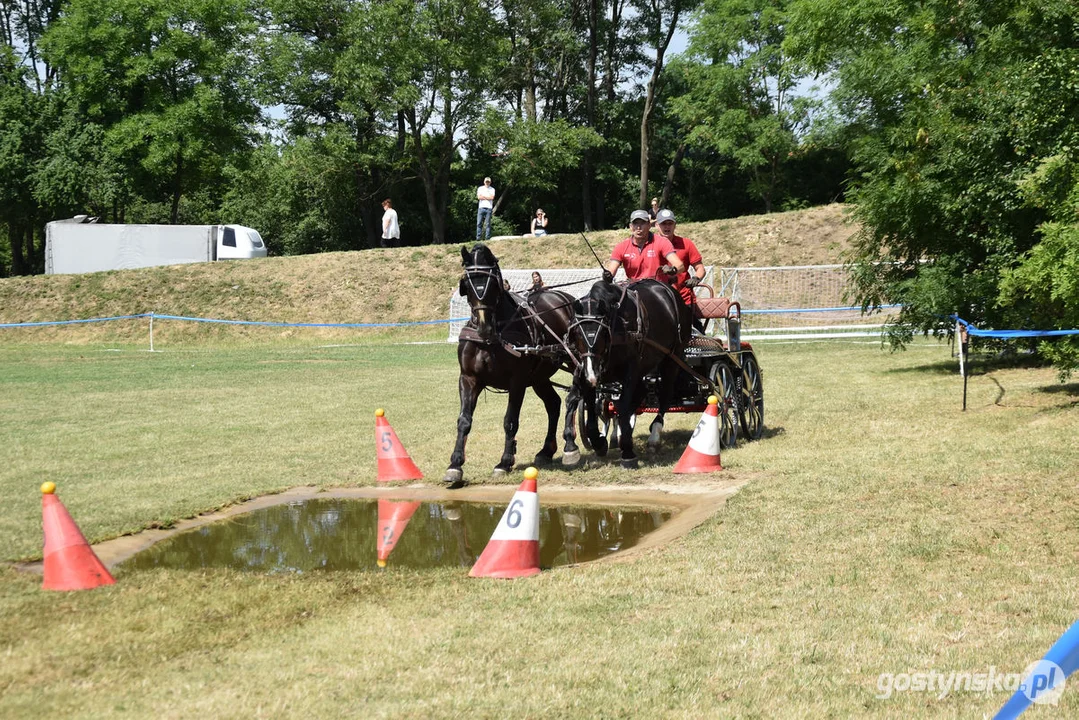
[581,0,598,231]
[9,221,26,275]
[170,144,184,224]
[637,6,680,209]
[660,142,687,208]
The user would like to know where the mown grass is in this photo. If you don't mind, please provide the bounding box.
[2,337,1078,718]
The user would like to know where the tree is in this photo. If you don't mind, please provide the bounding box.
[42,0,261,224]
[673,0,816,213]
[634,0,700,209]
[789,0,1079,374]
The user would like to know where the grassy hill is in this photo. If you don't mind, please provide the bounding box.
[0,204,854,329]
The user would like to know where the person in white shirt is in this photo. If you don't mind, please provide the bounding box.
[476,177,495,241]
[381,198,400,248]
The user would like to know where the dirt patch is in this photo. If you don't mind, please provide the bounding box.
[15,478,747,574]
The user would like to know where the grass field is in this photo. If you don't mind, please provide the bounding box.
[2,336,1077,718]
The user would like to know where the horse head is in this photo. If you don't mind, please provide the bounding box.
[459,243,504,342]
[569,282,619,387]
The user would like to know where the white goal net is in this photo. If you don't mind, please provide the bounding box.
[447,264,892,342]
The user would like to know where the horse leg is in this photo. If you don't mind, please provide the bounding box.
[445,373,480,488]
[532,377,561,466]
[584,385,607,456]
[648,360,680,453]
[616,376,640,469]
[562,379,583,467]
[494,384,526,477]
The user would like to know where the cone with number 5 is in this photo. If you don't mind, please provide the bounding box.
[469,467,541,578]
[673,395,724,473]
[375,408,423,482]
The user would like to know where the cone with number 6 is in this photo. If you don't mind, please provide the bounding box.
[469,467,541,578]
[375,408,423,482]
[673,395,724,473]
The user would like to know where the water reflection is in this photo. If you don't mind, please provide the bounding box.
[118,499,672,574]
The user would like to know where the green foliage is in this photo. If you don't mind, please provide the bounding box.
[41,0,261,223]
[672,0,819,212]
[790,0,1079,374]
[1000,223,1079,378]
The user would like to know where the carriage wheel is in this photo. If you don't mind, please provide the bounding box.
[739,353,764,441]
[709,361,739,448]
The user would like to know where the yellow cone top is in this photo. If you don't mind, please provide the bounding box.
[377,559,387,568]
[707,395,718,405]
[523,466,539,481]
[41,481,56,495]
[375,408,385,418]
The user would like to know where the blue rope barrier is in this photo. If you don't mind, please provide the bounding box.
[953,315,1079,339]
[0,312,468,329]
[0,313,151,328]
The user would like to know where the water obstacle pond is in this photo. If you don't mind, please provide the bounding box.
[23,482,745,577]
[117,498,672,573]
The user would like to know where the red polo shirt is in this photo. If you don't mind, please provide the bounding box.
[665,234,703,305]
[610,233,676,281]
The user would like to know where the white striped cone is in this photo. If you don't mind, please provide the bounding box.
[673,397,723,473]
[469,470,541,578]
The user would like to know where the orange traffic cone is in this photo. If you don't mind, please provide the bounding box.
[375,408,423,482]
[376,499,421,567]
[40,482,115,591]
[470,467,541,578]
[673,395,724,473]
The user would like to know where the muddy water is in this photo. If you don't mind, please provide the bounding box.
[117,499,673,573]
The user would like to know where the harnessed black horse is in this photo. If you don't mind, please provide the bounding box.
[562,278,691,468]
[446,244,576,487]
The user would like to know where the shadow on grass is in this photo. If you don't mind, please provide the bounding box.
[1036,383,1079,399]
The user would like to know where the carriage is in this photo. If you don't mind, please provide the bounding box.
[578,284,764,451]
[451,243,765,483]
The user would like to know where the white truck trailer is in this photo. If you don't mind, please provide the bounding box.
[44,218,268,274]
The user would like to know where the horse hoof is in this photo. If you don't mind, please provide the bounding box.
[594,439,608,457]
[620,458,639,470]
[533,453,553,466]
[562,450,581,467]
[492,467,510,479]
[646,442,659,455]
[443,468,467,490]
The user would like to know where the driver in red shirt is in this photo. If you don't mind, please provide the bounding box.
[655,208,707,330]
[606,209,685,281]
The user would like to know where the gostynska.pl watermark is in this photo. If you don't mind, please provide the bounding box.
[875,660,1065,704]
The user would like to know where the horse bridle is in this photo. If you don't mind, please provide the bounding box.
[462,264,502,319]
[567,298,613,368]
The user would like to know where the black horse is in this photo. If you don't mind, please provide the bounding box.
[446,244,576,487]
[562,278,691,468]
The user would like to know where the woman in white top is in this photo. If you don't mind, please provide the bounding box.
[530,208,548,236]
[381,198,400,248]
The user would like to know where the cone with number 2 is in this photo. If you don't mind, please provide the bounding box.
[376,499,421,567]
[469,467,541,578]
[673,395,723,473]
[374,408,423,482]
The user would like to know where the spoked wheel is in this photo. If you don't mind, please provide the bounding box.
[709,360,739,448]
[739,353,764,440]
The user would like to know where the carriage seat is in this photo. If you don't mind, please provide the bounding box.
[692,296,739,320]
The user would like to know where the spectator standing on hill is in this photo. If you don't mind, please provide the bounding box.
[530,209,548,236]
[655,208,707,327]
[476,177,495,241]
[648,197,659,228]
[381,198,399,248]
[606,209,684,282]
